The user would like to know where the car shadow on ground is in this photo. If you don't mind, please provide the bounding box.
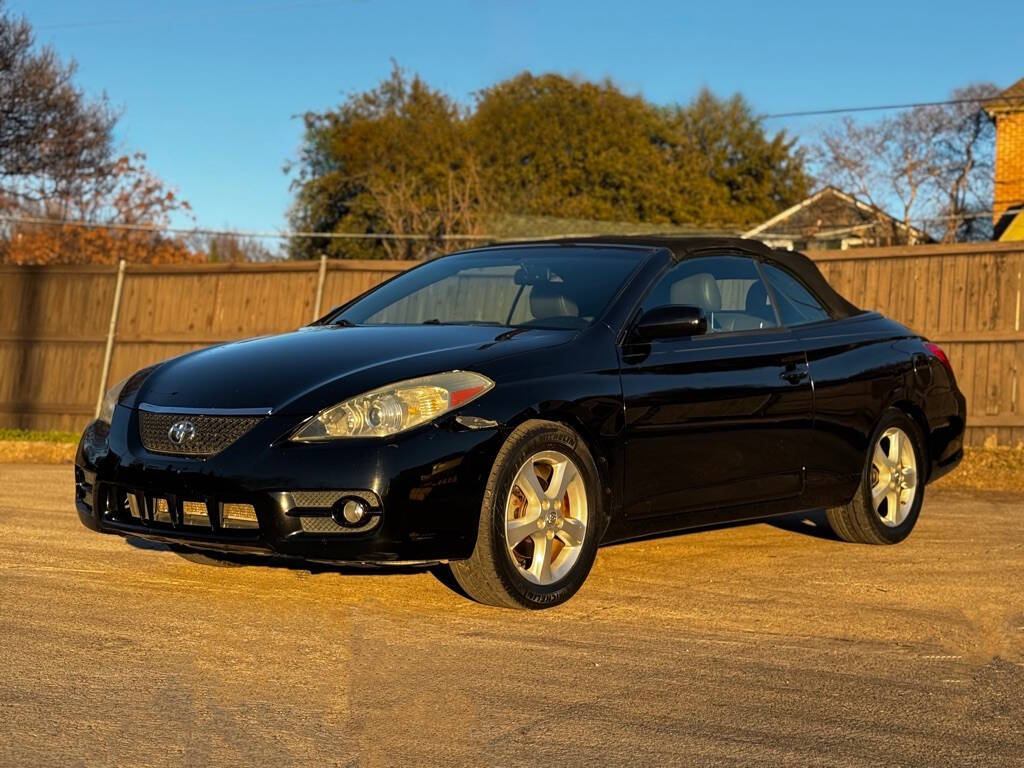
[767,508,842,541]
[124,508,838,598]
[123,534,470,595]
[124,535,436,574]
[602,508,841,549]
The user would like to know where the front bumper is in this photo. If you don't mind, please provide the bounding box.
[75,406,501,563]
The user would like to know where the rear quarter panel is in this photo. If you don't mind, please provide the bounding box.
[916,352,966,481]
[793,313,933,508]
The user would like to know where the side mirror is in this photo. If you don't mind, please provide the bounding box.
[633,305,708,340]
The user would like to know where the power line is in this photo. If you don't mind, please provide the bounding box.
[0,215,493,241]
[761,94,1024,120]
[34,1,358,32]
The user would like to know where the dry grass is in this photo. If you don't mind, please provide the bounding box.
[0,429,79,464]
[0,428,78,444]
[0,441,77,464]
[934,447,1024,492]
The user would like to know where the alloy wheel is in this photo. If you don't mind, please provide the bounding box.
[504,450,588,585]
[870,426,918,527]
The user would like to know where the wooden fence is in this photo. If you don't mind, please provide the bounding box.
[2,241,1023,446]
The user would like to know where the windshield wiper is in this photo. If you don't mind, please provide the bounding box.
[494,327,529,341]
[421,319,505,327]
[332,318,358,327]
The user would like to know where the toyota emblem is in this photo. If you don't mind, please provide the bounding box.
[167,419,197,445]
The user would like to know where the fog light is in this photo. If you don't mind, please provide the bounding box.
[222,503,258,529]
[341,499,366,525]
[330,497,369,527]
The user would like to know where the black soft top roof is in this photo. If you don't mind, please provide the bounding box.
[482,235,861,319]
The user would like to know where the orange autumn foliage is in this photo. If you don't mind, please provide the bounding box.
[1,224,201,265]
[0,153,199,265]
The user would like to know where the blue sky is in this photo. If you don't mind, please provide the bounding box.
[17,0,1024,238]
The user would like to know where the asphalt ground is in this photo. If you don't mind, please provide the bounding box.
[1,463,1022,767]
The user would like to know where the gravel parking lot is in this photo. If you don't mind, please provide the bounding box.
[1,463,1022,766]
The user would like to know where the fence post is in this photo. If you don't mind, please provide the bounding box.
[94,259,126,418]
[312,253,328,320]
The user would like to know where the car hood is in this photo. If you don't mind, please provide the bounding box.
[132,324,573,414]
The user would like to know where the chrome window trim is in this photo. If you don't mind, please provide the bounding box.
[137,403,273,416]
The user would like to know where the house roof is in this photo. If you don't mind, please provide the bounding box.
[985,76,1024,115]
[485,213,734,239]
[742,186,931,243]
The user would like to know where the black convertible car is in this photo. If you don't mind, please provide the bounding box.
[75,237,965,608]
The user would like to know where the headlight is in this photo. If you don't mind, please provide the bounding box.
[97,376,130,425]
[291,370,494,441]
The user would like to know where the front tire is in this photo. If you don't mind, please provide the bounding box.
[450,420,604,609]
[826,409,926,545]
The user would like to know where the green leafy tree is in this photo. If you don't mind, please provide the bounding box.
[667,89,809,227]
[288,65,486,260]
[472,77,807,228]
[471,73,699,223]
[289,69,811,258]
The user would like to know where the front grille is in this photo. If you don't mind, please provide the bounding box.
[290,490,348,509]
[222,502,259,529]
[288,490,381,510]
[297,513,380,535]
[182,500,210,526]
[299,516,350,534]
[285,490,382,535]
[100,484,261,539]
[138,411,263,457]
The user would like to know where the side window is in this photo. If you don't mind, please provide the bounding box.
[643,255,777,333]
[761,263,832,326]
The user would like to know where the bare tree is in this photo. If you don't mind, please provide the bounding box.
[812,84,999,243]
[0,2,116,211]
[933,84,999,241]
[815,114,940,243]
[0,4,196,264]
[201,232,276,262]
[366,157,487,260]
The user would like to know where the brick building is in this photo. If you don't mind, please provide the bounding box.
[988,77,1024,241]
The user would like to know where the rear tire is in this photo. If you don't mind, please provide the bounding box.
[826,409,926,545]
[450,420,604,609]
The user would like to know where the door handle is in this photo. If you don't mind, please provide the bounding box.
[781,369,808,384]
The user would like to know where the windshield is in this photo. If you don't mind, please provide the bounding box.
[331,246,644,329]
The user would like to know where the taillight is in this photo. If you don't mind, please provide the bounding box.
[924,342,953,374]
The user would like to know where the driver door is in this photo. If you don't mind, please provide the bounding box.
[619,253,814,520]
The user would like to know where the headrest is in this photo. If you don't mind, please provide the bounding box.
[745,281,772,319]
[670,273,721,311]
[529,282,579,319]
